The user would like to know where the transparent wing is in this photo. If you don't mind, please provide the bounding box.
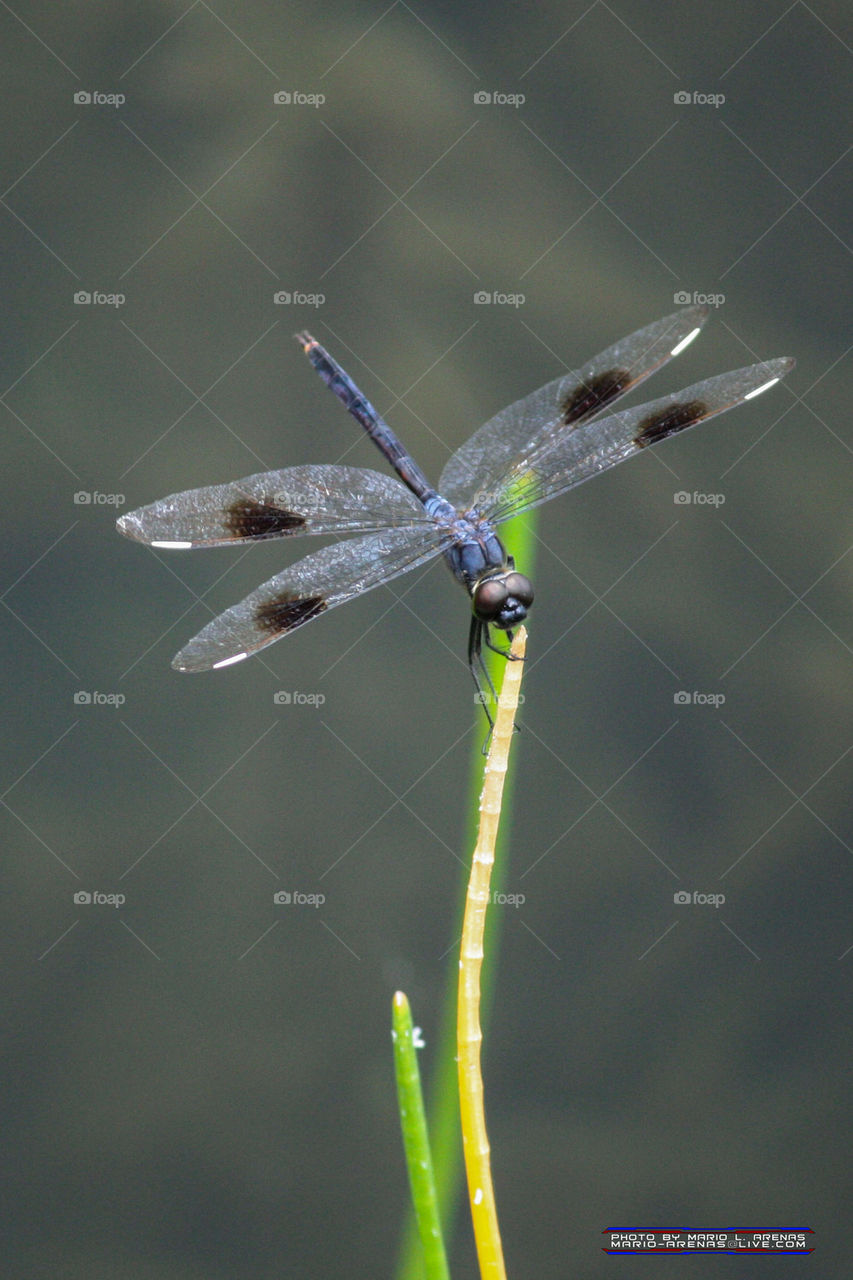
[117,465,430,549]
[171,525,447,672]
[477,358,794,523]
[440,305,709,508]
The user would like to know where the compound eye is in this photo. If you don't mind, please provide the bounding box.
[473,578,508,621]
[503,572,534,608]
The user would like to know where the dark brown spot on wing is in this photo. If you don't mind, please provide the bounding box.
[634,399,707,448]
[224,497,306,539]
[561,368,631,426]
[255,593,327,635]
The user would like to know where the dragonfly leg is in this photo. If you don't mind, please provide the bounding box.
[483,624,522,747]
[469,619,523,751]
[484,626,523,661]
[468,616,497,732]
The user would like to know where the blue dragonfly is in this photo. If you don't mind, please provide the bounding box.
[117,307,792,723]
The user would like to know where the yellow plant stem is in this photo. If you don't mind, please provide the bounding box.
[457,626,527,1279]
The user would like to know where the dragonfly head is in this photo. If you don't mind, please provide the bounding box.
[472,570,534,630]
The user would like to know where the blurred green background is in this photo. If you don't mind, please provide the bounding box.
[2,2,850,1276]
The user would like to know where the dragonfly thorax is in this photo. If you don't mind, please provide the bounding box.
[472,569,534,628]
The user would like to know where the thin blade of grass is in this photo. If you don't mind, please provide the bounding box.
[392,991,451,1280]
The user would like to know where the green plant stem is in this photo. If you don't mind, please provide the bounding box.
[458,627,526,1277]
[394,510,535,1279]
[392,991,451,1280]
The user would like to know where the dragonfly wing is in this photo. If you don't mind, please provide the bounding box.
[480,358,794,521]
[171,525,447,672]
[117,465,430,548]
[440,305,709,508]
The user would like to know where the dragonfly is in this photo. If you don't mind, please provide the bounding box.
[117,306,792,723]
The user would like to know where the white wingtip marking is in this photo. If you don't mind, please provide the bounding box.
[151,540,193,549]
[742,373,778,396]
[744,376,781,400]
[670,326,702,357]
[212,652,249,669]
